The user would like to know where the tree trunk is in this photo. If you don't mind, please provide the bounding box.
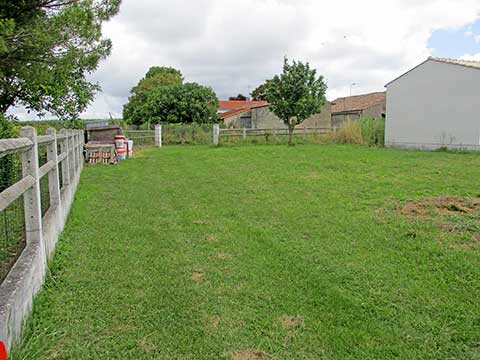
[288,124,294,146]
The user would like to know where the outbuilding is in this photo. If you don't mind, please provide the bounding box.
[385,57,480,150]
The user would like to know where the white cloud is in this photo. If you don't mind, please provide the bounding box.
[11,0,480,119]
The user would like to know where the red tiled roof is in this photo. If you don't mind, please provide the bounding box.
[218,100,270,119]
[219,100,269,111]
[331,92,386,113]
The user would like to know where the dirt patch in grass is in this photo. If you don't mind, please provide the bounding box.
[399,196,479,218]
[280,315,304,330]
[213,252,231,260]
[231,350,276,360]
[206,234,218,242]
[191,272,204,282]
[398,196,480,247]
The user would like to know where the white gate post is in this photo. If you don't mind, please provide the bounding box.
[213,124,220,146]
[243,127,247,140]
[155,124,162,147]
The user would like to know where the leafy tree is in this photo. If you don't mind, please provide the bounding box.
[250,80,272,101]
[125,82,218,125]
[123,66,183,122]
[266,58,327,146]
[229,94,247,101]
[0,0,121,119]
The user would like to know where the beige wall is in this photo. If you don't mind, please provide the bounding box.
[362,103,385,119]
[226,103,332,129]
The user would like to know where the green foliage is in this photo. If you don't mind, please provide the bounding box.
[124,79,218,125]
[250,80,272,101]
[359,118,385,147]
[123,66,184,123]
[266,58,327,145]
[0,114,19,192]
[0,0,121,119]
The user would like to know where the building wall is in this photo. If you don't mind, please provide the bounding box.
[362,103,385,119]
[223,110,252,128]
[386,60,480,150]
[248,103,332,129]
[331,112,361,128]
[302,102,332,128]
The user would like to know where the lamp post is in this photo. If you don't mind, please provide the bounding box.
[350,82,357,96]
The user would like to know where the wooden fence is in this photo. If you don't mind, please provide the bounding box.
[0,127,84,350]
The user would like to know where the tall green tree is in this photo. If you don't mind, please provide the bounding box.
[0,0,121,119]
[266,58,327,146]
[124,82,218,125]
[123,66,183,122]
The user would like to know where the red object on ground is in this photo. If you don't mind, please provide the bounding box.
[0,341,7,360]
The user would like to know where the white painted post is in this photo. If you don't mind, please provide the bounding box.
[243,127,247,140]
[20,127,45,256]
[45,128,62,210]
[213,124,220,146]
[60,129,70,188]
[155,124,162,147]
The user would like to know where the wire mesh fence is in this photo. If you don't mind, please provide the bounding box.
[218,127,333,146]
[124,130,155,147]
[162,124,212,145]
[0,152,25,281]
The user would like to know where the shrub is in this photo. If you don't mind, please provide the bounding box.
[359,118,385,147]
[330,121,364,144]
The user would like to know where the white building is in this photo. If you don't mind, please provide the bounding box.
[385,57,480,150]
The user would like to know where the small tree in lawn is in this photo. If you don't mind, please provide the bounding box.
[266,58,327,146]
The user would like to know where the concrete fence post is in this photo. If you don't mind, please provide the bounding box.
[79,130,84,170]
[45,128,62,211]
[19,127,45,254]
[243,127,247,140]
[67,130,75,182]
[213,124,220,146]
[60,129,70,188]
[155,124,162,147]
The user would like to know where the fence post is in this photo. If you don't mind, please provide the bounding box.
[78,130,84,170]
[20,127,45,256]
[213,124,219,146]
[155,124,162,147]
[243,127,247,140]
[67,130,75,182]
[303,126,307,140]
[60,129,70,188]
[45,128,62,211]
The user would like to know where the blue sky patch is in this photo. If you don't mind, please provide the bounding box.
[428,19,480,57]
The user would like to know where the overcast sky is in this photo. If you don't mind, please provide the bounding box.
[13,0,480,120]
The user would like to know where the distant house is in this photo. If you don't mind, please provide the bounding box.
[219,101,332,129]
[217,100,267,115]
[331,92,386,127]
[385,57,480,150]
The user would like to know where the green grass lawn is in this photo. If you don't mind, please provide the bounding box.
[11,144,480,359]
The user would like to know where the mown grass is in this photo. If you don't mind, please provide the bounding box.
[11,144,480,359]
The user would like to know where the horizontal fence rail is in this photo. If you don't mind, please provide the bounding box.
[0,126,84,351]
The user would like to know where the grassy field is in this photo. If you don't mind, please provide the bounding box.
[11,144,480,359]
